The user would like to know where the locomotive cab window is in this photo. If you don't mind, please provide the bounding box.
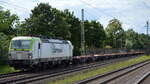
[11,40,31,49]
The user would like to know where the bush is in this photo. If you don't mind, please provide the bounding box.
[0,33,10,65]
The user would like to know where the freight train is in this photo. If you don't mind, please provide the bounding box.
[8,36,144,70]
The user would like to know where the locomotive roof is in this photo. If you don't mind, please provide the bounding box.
[12,36,41,41]
[41,39,70,44]
[12,36,71,44]
[12,36,33,40]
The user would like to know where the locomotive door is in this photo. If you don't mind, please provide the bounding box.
[38,43,41,59]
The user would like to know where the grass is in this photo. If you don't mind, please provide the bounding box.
[49,55,150,84]
[0,64,17,74]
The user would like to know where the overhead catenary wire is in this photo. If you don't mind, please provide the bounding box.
[1,0,149,33]
[0,0,112,21]
[78,0,132,27]
[79,0,114,18]
[84,10,100,21]
[0,0,30,12]
[78,0,141,29]
[141,1,150,35]
[143,0,150,9]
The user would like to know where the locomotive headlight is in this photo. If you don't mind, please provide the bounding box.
[8,53,11,59]
[28,53,32,59]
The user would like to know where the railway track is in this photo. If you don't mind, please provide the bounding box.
[136,71,150,84]
[77,57,150,84]
[0,56,140,84]
[0,71,28,79]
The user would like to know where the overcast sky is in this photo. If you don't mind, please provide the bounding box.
[0,0,150,34]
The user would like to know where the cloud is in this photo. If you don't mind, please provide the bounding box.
[36,0,83,9]
[0,0,149,33]
[0,0,37,20]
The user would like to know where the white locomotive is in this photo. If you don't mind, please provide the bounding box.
[8,36,73,69]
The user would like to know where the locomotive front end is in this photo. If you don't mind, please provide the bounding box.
[8,37,34,69]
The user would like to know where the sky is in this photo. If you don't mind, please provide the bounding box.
[0,0,150,34]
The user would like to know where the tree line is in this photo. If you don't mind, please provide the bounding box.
[0,3,149,64]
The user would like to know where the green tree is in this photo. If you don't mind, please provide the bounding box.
[62,9,81,55]
[22,3,71,39]
[0,9,18,35]
[105,18,124,48]
[0,33,10,65]
[125,29,147,49]
[84,20,106,48]
[62,10,106,54]
[0,7,17,64]
[125,29,135,48]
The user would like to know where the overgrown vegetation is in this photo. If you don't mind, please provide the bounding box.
[0,3,149,64]
[0,65,16,74]
[48,55,150,84]
[0,8,18,65]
